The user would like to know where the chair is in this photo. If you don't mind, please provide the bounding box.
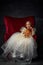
[3,16,37,42]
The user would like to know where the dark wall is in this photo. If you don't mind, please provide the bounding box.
[0,0,43,58]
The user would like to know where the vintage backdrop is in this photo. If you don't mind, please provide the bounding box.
[0,0,43,59]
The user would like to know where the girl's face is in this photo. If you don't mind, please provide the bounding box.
[26,21,31,29]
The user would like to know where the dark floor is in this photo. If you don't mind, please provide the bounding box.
[0,55,43,65]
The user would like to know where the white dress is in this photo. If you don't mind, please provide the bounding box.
[1,27,37,60]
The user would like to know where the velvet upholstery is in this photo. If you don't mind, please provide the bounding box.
[3,16,37,42]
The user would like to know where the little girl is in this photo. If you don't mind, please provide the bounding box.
[1,21,37,63]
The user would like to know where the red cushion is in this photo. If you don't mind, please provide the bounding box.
[3,16,37,42]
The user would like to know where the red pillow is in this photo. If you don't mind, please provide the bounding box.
[3,16,37,42]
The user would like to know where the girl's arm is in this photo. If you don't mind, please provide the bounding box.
[32,27,36,36]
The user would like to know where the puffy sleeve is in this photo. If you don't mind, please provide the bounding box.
[20,27,26,33]
[32,28,36,36]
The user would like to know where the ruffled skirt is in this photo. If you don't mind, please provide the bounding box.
[1,32,37,60]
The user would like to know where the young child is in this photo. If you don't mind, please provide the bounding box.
[1,21,37,63]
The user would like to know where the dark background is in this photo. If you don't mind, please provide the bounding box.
[0,0,43,59]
